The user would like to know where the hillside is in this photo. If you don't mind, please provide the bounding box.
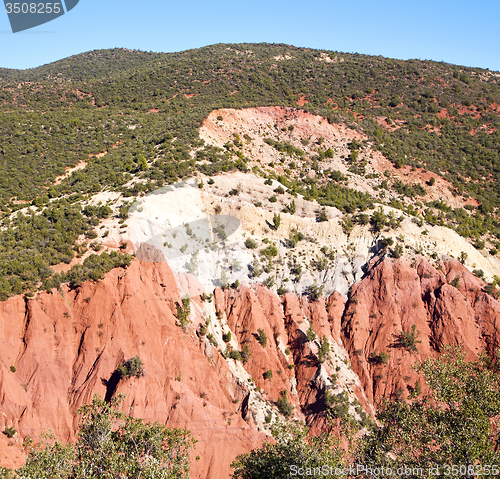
[1,43,500,477]
[0,43,500,300]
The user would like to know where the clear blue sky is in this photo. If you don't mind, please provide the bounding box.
[1,0,499,71]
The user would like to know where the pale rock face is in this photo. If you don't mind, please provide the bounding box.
[123,172,500,303]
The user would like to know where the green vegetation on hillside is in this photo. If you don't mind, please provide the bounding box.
[0,394,195,479]
[1,43,500,298]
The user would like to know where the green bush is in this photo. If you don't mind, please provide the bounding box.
[3,427,16,439]
[117,356,145,378]
[177,296,191,330]
[273,213,281,230]
[260,245,278,258]
[317,336,330,363]
[276,390,294,418]
[229,349,242,361]
[256,328,268,347]
[369,351,390,365]
[241,344,251,363]
[396,324,421,352]
[245,238,257,249]
[2,394,195,478]
[324,390,350,419]
[306,325,317,342]
[305,283,323,301]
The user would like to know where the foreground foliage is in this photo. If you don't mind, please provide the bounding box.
[362,346,500,477]
[233,346,500,478]
[231,421,350,479]
[0,395,196,479]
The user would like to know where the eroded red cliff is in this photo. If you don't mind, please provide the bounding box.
[341,256,500,404]
[0,254,499,477]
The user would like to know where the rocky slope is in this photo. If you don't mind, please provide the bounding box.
[342,255,500,404]
[1,105,500,477]
[1,251,499,477]
[0,254,364,478]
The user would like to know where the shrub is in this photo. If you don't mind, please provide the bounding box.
[263,370,273,380]
[306,325,317,342]
[177,296,191,330]
[260,245,278,258]
[380,237,394,249]
[257,328,268,347]
[450,275,461,289]
[473,269,485,280]
[397,324,421,352]
[370,351,390,365]
[241,344,251,363]
[317,208,328,222]
[3,427,16,439]
[117,356,145,378]
[305,283,323,301]
[276,390,294,417]
[273,213,281,229]
[263,276,275,288]
[277,286,288,295]
[9,365,16,373]
[324,390,350,419]
[317,336,330,363]
[245,238,257,249]
[283,200,296,214]
[229,349,242,361]
[214,225,227,241]
[223,331,232,343]
[392,243,404,258]
[199,319,209,336]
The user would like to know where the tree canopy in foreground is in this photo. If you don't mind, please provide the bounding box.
[0,394,196,479]
[232,346,500,478]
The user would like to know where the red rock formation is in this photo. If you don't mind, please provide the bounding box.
[0,260,265,478]
[341,256,500,405]
[1,254,498,477]
[0,259,351,478]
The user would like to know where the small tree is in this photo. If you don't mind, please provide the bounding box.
[241,344,251,363]
[317,336,330,363]
[273,213,281,230]
[176,297,191,331]
[317,208,328,222]
[276,390,294,418]
[256,328,268,347]
[305,283,324,301]
[362,346,500,474]
[244,238,257,249]
[118,356,145,378]
[306,325,317,342]
[231,421,346,479]
[283,200,296,214]
[396,324,421,352]
[7,394,195,479]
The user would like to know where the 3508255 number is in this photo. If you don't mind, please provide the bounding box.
[5,3,61,14]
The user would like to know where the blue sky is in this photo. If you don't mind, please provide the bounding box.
[1,0,499,71]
